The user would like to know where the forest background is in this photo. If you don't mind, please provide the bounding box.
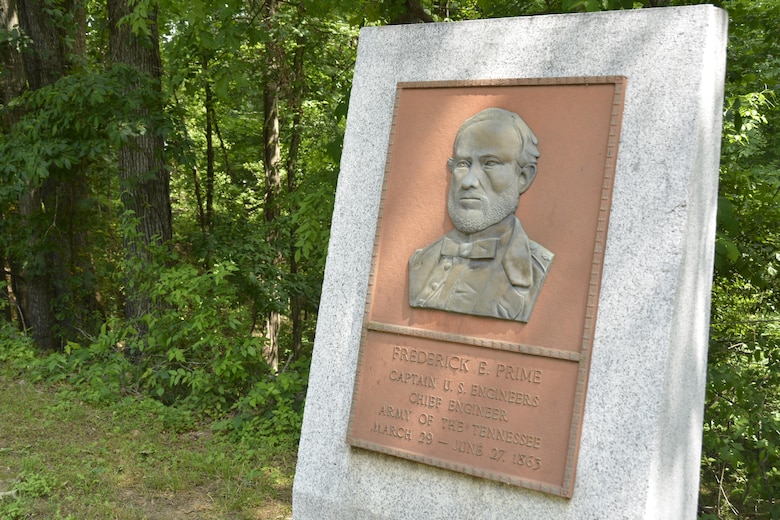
[0,0,778,518]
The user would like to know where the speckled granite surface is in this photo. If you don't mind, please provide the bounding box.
[293,6,727,519]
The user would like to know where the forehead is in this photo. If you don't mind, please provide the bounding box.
[454,119,520,157]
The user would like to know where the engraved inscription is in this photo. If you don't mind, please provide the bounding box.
[409,392,443,408]
[378,405,412,420]
[452,440,483,457]
[447,399,509,422]
[495,363,542,383]
[393,346,470,372]
[358,342,552,477]
[470,384,540,407]
[471,423,542,449]
[372,422,413,440]
[389,370,438,387]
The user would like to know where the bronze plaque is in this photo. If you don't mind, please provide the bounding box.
[346,78,626,497]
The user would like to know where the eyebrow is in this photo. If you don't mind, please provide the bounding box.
[451,153,507,162]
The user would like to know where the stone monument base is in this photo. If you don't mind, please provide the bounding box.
[294,6,727,519]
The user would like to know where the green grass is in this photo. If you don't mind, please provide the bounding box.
[0,373,295,520]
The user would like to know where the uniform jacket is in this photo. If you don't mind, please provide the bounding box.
[408,215,553,322]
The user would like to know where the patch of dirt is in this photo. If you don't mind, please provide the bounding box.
[117,485,292,520]
[119,486,220,519]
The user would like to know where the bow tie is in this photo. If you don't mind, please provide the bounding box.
[440,237,499,259]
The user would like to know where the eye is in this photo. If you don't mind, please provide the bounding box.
[483,159,500,168]
[454,160,470,170]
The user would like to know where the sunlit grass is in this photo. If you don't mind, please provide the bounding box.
[0,374,294,519]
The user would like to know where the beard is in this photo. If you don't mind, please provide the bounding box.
[447,188,519,235]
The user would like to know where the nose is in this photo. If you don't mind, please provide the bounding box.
[460,164,481,190]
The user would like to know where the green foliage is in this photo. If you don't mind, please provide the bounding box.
[2,0,355,466]
[561,0,634,12]
[0,64,161,202]
[19,320,137,403]
[0,62,171,346]
[0,322,35,369]
[0,498,25,520]
[699,0,780,517]
[19,254,270,411]
[715,89,780,292]
[15,471,56,499]
[703,279,780,519]
[214,357,310,448]
[12,242,306,443]
[0,471,59,520]
[118,0,158,38]
[136,257,271,412]
[291,172,337,269]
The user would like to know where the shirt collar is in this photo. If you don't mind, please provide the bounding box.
[450,215,535,288]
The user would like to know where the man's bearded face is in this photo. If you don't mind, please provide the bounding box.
[447,119,524,234]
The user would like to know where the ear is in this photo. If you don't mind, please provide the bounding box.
[447,157,455,173]
[516,164,537,195]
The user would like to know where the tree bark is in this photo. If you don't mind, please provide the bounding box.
[390,0,435,24]
[9,0,88,349]
[0,0,25,112]
[286,26,306,360]
[261,0,281,372]
[13,0,61,348]
[17,191,57,349]
[1,0,25,326]
[0,227,10,324]
[204,65,215,234]
[262,84,281,372]
[15,0,67,87]
[108,0,172,342]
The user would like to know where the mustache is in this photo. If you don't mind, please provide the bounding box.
[456,189,486,199]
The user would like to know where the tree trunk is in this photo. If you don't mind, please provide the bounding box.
[261,0,281,372]
[286,26,306,360]
[15,0,67,87]
[108,0,172,344]
[13,0,61,349]
[1,0,26,327]
[204,64,215,234]
[262,82,281,372]
[0,219,10,324]
[18,190,57,349]
[0,0,25,113]
[390,0,435,24]
[10,0,88,349]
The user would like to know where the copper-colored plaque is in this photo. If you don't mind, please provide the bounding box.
[347,78,626,497]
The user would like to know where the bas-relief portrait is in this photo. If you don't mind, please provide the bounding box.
[408,108,553,323]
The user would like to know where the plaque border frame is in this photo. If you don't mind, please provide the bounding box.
[345,76,627,498]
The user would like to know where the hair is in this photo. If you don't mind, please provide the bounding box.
[448,107,540,172]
